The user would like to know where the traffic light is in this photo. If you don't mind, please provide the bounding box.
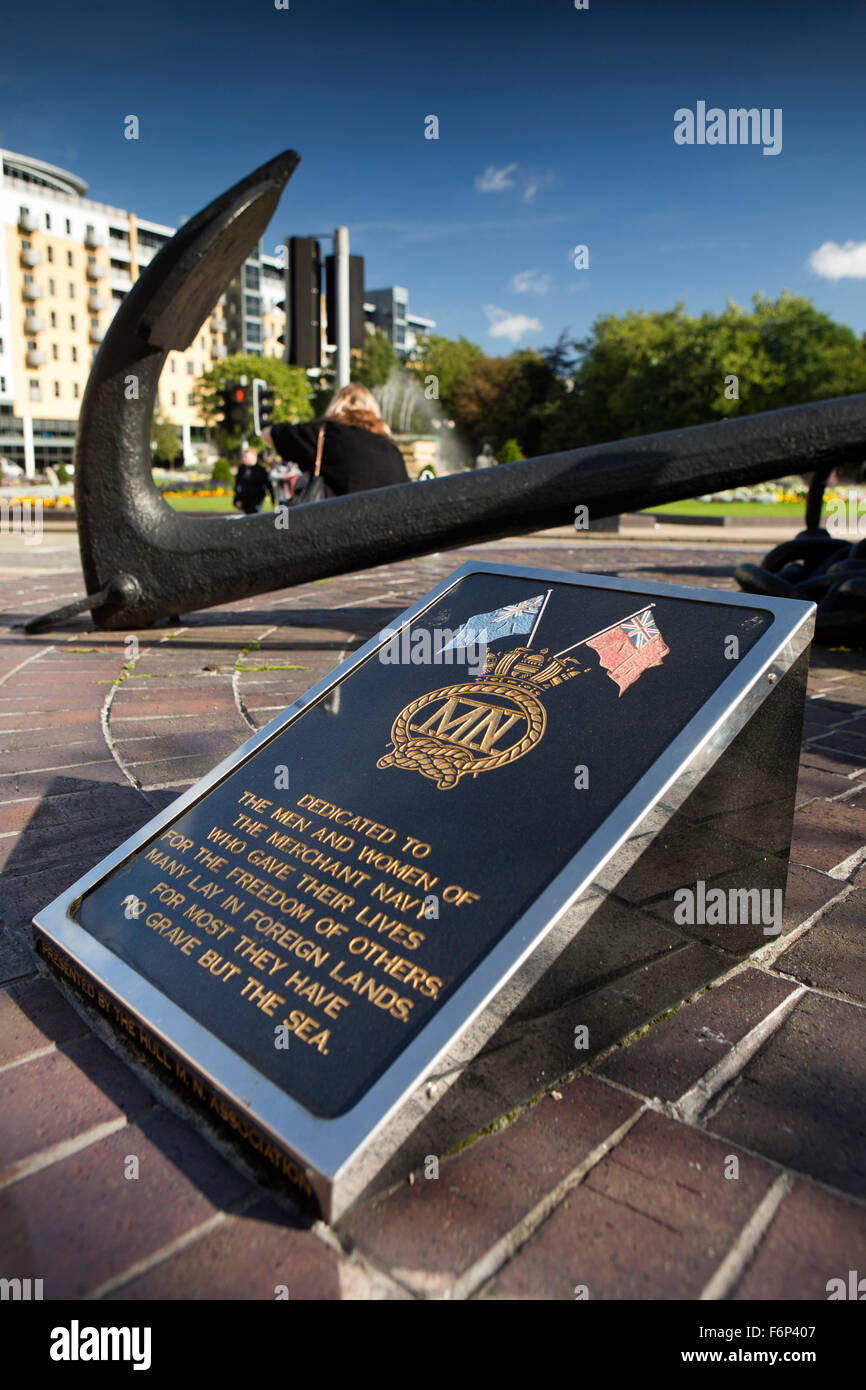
[325,253,365,350]
[252,379,275,437]
[286,237,322,368]
[219,383,249,431]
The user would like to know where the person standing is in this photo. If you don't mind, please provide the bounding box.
[233,448,275,515]
[262,384,409,498]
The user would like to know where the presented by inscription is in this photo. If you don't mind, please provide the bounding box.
[33,562,814,1218]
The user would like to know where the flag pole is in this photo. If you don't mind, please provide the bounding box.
[554,604,655,659]
[526,589,553,647]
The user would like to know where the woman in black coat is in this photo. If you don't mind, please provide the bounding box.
[262,384,409,497]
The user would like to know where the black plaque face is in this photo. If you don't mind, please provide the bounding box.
[71,572,773,1119]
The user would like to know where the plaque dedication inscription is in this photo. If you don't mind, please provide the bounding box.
[33,562,814,1219]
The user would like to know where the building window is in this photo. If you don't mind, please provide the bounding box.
[65,218,71,235]
[22,238,31,250]
[67,250,73,266]
[187,391,195,405]
[47,246,53,263]
[68,283,75,298]
[186,361,194,375]
[49,278,55,295]
[70,314,76,330]
[87,254,95,266]
[0,377,5,393]
[29,378,40,401]
[23,273,33,286]
[170,391,176,406]
[50,311,56,327]
[20,205,29,218]
[90,316,98,329]
[73,383,79,399]
[71,346,78,362]
[54,381,60,397]
[51,344,58,359]
[28,340,37,351]
[170,359,176,373]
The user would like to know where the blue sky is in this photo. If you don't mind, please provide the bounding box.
[2,0,865,353]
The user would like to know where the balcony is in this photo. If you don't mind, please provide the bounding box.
[88,292,107,311]
[89,325,105,345]
[211,343,227,359]
[26,349,47,367]
[25,314,45,333]
[85,228,104,249]
[211,316,227,333]
[23,283,44,301]
[18,211,38,233]
[86,263,106,280]
[21,248,42,268]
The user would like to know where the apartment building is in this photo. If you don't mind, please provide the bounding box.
[0,148,262,474]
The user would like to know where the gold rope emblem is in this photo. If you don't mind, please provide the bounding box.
[377,646,583,790]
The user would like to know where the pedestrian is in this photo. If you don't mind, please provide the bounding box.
[261,384,409,500]
[233,448,275,515]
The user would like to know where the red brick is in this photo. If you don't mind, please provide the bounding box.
[0,1108,251,1297]
[110,1197,383,1300]
[789,800,866,873]
[0,1034,152,1175]
[597,968,797,1100]
[0,976,88,1064]
[342,1077,641,1295]
[732,1181,866,1300]
[481,1113,776,1300]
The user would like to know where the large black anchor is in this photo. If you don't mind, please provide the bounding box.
[735,464,866,645]
[21,149,866,634]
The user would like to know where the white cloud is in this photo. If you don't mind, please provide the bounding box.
[522,171,555,204]
[809,239,866,280]
[475,163,518,193]
[485,305,543,344]
[509,269,551,294]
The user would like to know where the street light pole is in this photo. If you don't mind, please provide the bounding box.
[335,226,350,390]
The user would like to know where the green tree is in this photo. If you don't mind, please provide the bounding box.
[411,334,485,417]
[538,294,866,454]
[195,354,313,450]
[355,329,398,390]
[498,438,524,463]
[152,414,180,465]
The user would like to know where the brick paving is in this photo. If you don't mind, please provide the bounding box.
[0,535,864,1300]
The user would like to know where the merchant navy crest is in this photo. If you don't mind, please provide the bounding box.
[377,592,670,791]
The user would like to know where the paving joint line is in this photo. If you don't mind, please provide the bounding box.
[699,1172,793,1300]
[84,1188,262,1300]
[444,1105,647,1301]
[0,1115,132,1192]
[672,987,807,1126]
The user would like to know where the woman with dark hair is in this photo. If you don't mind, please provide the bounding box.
[261,384,409,498]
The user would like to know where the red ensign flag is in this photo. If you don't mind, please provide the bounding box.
[586,609,670,696]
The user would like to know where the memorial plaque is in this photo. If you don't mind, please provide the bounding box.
[33,562,814,1219]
